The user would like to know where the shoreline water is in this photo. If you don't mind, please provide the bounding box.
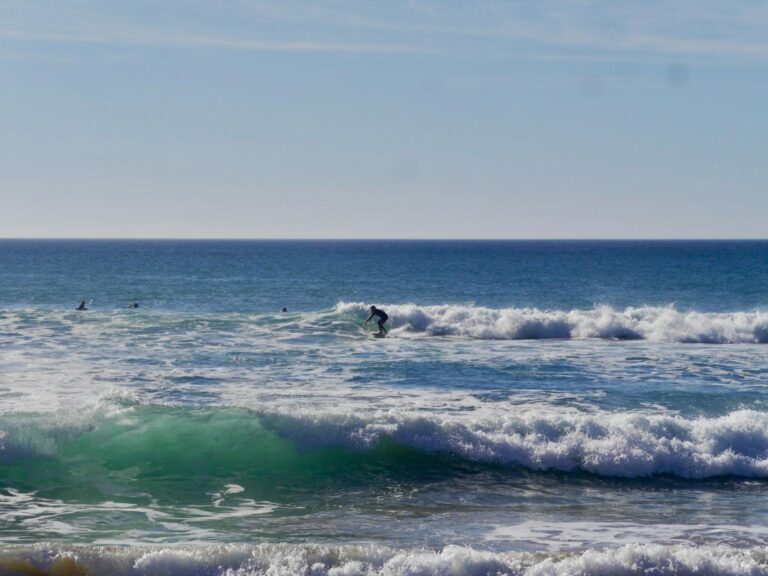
[4,542,768,576]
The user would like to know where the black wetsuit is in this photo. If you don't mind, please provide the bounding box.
[367,308,389,332]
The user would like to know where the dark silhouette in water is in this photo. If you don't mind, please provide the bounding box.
[366,305,389,336]
[128,303,139,309]
[76,300,88,311]
[281,307,287,313]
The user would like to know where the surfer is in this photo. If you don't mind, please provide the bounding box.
[76,300,88,311]
[365,305,389,336]
[128,302,139,309]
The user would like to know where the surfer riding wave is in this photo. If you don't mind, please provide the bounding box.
[366,305,389,336]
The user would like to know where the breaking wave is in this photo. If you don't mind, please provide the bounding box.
[336,302,768,343]
[2,543,768,576]
[260,407,768,479]
[4,402,768,480]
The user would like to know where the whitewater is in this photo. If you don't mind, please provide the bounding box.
[336,302,768,343]
[1,240,767,575]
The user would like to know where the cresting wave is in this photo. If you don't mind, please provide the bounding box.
[2,543,768,576]
[260,408,768,479]
[337,302,768,343]
[3,304,767,344]
[4,403,768,479]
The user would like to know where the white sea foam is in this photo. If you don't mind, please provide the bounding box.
[337,302,768,343]
[486,521,768,551]
[2,543,768,576]
[259,407,768,478]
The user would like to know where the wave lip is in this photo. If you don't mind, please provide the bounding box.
[337,302,768,343]
[2,543,768,576]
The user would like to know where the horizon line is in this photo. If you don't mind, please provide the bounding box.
[1,237,767,242]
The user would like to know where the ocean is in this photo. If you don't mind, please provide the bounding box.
[1,239,768,575]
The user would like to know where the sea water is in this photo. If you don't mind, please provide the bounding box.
[1,240,768,575]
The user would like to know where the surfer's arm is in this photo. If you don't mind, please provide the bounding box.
[365,313,373,323]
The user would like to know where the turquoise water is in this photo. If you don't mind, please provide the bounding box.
[1,240,768,575]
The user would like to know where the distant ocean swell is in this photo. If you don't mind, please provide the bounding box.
[2,543,768,576]
[4,403,768,479]
[337,302,768,343]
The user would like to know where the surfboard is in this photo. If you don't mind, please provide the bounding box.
[372,332,386,338]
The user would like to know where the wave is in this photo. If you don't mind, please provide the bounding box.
[260,407,768,479]
[4,303,768,344]
[336,302,768,343]
[2,543,768,576]
[3,402,768,480]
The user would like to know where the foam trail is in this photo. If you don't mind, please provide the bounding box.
[1,543,768,575]
[337,302,768,343]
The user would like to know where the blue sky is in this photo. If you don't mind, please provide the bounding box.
[1,1,767,238]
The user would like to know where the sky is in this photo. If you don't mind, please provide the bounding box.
[1,0,767,239]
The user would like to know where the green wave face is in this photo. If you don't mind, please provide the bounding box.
[1,404,479,545]
[5,403,763,546]
[0,405,458,508]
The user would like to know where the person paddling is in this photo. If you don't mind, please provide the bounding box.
[365,305,389,336]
